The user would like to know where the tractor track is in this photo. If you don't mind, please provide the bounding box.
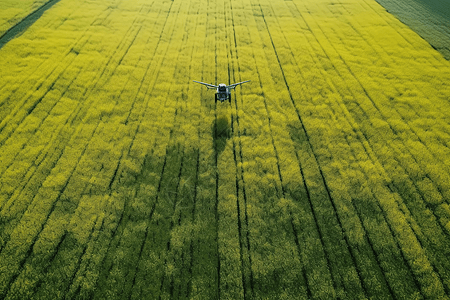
[228,0,255,297]
[1,0,450,298]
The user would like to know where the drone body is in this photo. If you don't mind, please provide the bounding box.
[193,80,250,103]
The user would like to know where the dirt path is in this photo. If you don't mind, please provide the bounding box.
[0,0,61,50]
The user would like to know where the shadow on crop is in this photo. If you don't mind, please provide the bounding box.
[212,114,231,156]
[287,122,308,147]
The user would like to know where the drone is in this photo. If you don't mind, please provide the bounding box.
[193,80,250,103]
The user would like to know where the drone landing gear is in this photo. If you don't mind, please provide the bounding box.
[215,94,218,103]
[228,94,232,103]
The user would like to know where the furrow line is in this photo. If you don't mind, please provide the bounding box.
[268,0,430,296]
[303,2,450,291]
[228,0,253,297]
[0,0,113,135]
[0,119,98,297]
[261,6,385,295]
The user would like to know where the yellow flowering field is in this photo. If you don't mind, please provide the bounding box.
[0,0,50,36]
[373,0,450,59]
[0,0,450,298]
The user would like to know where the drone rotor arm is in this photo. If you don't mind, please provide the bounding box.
[193,81,217,89]
[227,80,250,89]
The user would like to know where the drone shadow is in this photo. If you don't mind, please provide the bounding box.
[212,114,231,156]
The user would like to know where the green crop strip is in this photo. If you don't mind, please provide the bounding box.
[0,0,450,298]
[0,0,51,36]
[373,0,450,60]
[0,0,61,50]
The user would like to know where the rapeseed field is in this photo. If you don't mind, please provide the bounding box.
[0,0,450,298]
[0,0,49,35]
[374,0,450,59]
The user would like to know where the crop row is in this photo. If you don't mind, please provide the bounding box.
[0,0,449,298]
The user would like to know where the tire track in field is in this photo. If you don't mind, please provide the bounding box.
[216,0,250,297]
[104,2,208,297]
[62,214,106,299]
[143,3,202,297]
[323,0,450,267]
[234,2,312,297]
[185,150,200,299]
[279,13,398,296]
[0,119,99,298]
[30,214,100,299]
[0,2,109,118]
[0,0,167,296]
[0,50,77,157]
[67,0,157,192]
[287,1,390,184]
[212,1,221,295]
[248,47,312,296]
[254,1,372,298]
[163,3,203,297]
[5,124,109,298]
[342,0,449,248]
[330,1,450,291]
[253,0,331,277]
[227,5,260,299]
[245,5,313,297]
[280,1,449,297]
[194,0,221,297]
[116,1,180,155]
[0,102,83,254]
[227,0,255,297]
[273,4,403,296]
[0,2,128,181]
[0,0,136,246]
[0,80,89,253]
[270,1,426,293]
[0,0,96,114]
[161,147,200,298]
[0,0,61,50]
[0,56,85,205]
[337,0,450,181]
[269,6,418,290]
[85,0,193,296]
[156,145,185,298]
[120,0,161,127]
[91,1,209,297]
[110,1,170,185]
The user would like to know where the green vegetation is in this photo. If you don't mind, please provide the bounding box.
[0,0,450,298]
[0,0,50,36]
[374,0,450,59]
